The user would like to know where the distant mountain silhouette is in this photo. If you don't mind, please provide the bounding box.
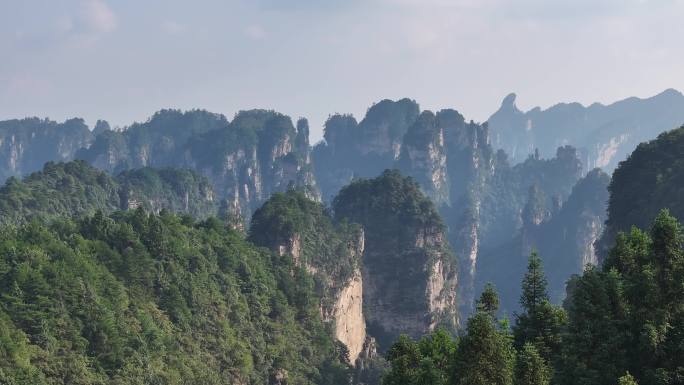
[487,89,684,171]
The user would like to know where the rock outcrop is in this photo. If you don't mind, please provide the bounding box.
[77,109,319,215]
[312,99,419,201]
[0,117,94,181]
[333,170,459,347]
[248,191,367,363]
[313,98,592,316]
[397,111,449,206]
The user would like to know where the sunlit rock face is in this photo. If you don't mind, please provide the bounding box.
[487,89,684,172]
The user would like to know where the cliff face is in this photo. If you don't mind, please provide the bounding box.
[487,89,684,171]
[477,168,609,312]
[77,109,318,216]
[248,191,367,363]
[397,111,449,206]
[313,99,420,201]
[0,117,94,181]
[333,170,459,348]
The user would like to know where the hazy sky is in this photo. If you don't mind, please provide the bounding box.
[1,0,683,142]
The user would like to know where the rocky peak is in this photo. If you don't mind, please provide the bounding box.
[333,170,458,348]
[248,190,366,363]
[398,111,449,205]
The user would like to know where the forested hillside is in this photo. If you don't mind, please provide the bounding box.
[2,92,677,316]
[598,125,684,258]
[0,160,217,224]
[0,210,350,384]
[0,93,682,385]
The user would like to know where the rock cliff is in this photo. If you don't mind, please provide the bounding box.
[248,191,367,363]
[0,117,94,181]
[77,109,318,215]
[333,170,459,347]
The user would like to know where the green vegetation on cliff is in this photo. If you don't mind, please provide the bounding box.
[333,170,458,348]
[0,210,350,384]
[599,125,684,257]
[249,189,362,310]
[0,160,217,224]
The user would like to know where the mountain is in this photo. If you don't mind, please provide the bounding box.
[487,89,684,171]
[312,99,420,202]
[0,210,351,384]
[0,117,94,181]
[4,91,677,317]
[0,160,216,224]
[477,168,610,311]
[332,170,458,348]
[249,190,368,363]
[76,109,318,217]
[597,125,684,259]
[315,100,593,315]
[0,170,456,385]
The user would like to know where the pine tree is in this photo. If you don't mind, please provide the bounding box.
[383,335,422,385]
[617,372,638,385]
[515,343,550,385]
[453,287,515,385]
[478,282,500,316]
[513,252,566,363]
[520,251,548,313]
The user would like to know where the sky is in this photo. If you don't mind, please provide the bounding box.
[1,0,683,143]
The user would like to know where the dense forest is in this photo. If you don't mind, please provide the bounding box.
[0,210,351,384]
[0,160,217,224]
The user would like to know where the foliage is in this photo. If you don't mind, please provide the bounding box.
[382,286,515,385]
[561,209,684,385]
[249,189,362,313]
[0,161,218,225]
[383,329,456,385]
[0,210,350,384]
[600,125,684,257]
[514,343,551,385]
[333,169,458,347]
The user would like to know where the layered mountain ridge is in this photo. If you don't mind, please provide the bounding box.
[0,90,681,318]
[487,89,684,171]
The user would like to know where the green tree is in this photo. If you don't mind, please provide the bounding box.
[453,287,514,385]
[514,343,550,385]
[618,372,639,385]
[513,252,566,363]
[383,335,422,385]
[478,282,500,316]
[383,330,457,385]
